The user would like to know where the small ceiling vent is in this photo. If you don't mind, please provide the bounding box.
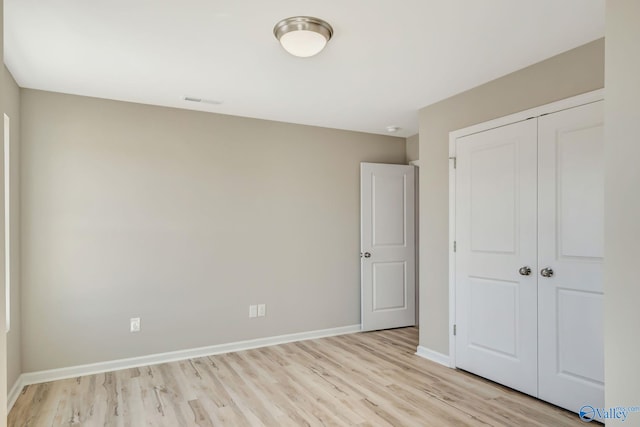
[183,96,222,105]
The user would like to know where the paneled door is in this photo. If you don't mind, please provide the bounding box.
[454,119,538,396]
[360,163,415,331]
[537,101,605,412]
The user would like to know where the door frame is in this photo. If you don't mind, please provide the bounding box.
[410,160,420,325]
[447,89,604,369]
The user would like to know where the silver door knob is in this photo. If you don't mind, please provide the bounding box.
[363,252,371,258]
[519,266,532,276]
[540,267,554,278]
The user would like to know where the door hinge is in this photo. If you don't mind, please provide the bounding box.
[453,241,456,252]
[453,324,457,336]
[449,156,456,169]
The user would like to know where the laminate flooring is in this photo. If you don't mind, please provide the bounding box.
[9,327,587,426]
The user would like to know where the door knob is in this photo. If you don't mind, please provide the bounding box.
[540,267,554,278]
[519,266,532,276]
[363,252,371,258]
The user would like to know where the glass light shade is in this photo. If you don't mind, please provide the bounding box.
[279,30,328,58]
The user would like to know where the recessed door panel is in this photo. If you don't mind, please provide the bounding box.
[468,278,518,358]
[557,289,604,385]
[470,143,517,254]
[557,125,604,259]
[373,175,406,247]
[373,262,406,311]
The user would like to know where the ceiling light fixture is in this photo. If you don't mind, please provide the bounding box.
[386,126,401,133]
[273,16,333,58]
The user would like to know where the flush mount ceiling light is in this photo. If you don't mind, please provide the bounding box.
[273,16,333,58]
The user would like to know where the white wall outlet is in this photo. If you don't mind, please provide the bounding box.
[130,317,141,332]
[258,304,266,317]
[249,305,257,318]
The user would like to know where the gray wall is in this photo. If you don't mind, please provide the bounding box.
[418,38,604,354]
[604,0,640,415]
[20,89,405,372]
[405,134,419,163]
[3,67,21,393]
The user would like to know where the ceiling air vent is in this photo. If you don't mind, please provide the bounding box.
[183,96,222,105]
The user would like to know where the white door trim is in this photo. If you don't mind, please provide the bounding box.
[447,152,456,368]
[449,89,604,142]
[448,89,604,368]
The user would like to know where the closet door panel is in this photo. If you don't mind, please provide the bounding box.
[538,101,604,413]
[455,119,538,396]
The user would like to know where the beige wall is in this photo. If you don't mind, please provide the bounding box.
[604,0,640,416]
[418,38,604,354]
[20,89,405,372]
[405,134,419,163]
[3,67,21,394]
[0,0,7,419]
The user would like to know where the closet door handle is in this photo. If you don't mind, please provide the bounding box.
[540,268,554,278]
[519,266,532,276]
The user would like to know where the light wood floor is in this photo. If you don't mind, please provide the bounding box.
[9,327,587,426]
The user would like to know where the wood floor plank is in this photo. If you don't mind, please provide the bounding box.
[9,327,589,426]
[231,351,321,426]
[188,399,214,427]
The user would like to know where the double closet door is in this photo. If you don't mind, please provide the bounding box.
[454,100,604,413]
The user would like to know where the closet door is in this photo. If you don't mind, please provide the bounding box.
[455,119,538,396]
[537,101,604,412]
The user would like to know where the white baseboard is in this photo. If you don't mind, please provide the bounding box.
[17,324,361,391]
[415,345,451,367]
[7,376,25,411]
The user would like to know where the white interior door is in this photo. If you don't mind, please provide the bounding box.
[361,163,415,331]
[454,119,538,396]
[537,101,605,412]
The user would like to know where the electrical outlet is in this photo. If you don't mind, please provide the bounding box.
[249,305,257,318]
[258,304,266,317]
[130,317,141,333]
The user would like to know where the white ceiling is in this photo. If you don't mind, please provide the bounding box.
[4,1,605,137]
